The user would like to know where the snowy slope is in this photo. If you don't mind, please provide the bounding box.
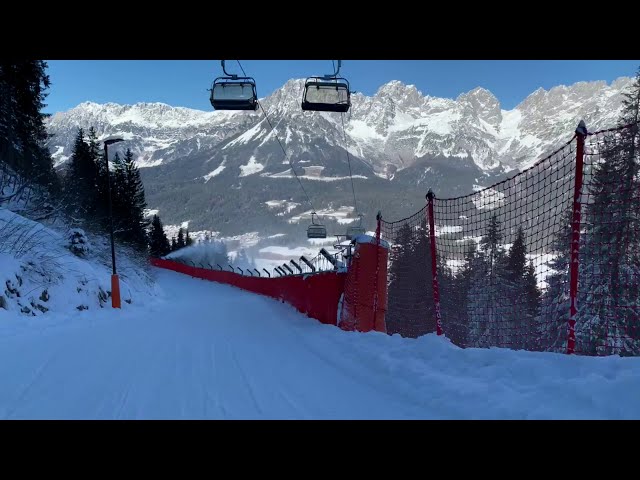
[0,208,158,315]
[0,267,639,419]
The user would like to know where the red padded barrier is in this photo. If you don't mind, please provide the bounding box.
[150,258,346,326]
[339,239,389,333]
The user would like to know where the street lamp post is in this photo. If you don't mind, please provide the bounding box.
[104,137,124,308]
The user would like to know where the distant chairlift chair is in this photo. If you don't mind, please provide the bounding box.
[307,212,327,239]
[345,213,365,240]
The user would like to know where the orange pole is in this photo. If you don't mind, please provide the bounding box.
[111,274,121,309]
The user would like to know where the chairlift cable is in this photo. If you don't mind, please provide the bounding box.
[341,111,358,215]
[332,60,359,217]
[236,60,318,216]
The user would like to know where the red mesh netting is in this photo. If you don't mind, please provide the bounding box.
[380,122,640,356]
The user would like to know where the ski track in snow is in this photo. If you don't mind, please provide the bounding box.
[0,269,409,419]
[1,268,640,419]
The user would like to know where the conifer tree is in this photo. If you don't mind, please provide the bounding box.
[149,214,170,257]
[467,215,511,347]
[117,148,147,249]
[577,69,640,355]
[176,228,185,249]
[65,128,96,220]
[0,61,55,188]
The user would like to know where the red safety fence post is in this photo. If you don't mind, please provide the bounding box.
[567,120,588,354]
[426,190,443,336]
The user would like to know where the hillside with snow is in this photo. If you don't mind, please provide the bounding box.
[0,209,159,316]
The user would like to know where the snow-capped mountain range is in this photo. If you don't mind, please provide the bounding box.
[45,76,632,236]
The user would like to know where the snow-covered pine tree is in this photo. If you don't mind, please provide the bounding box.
[386,220,438,337]
[466,247,490,347]
[539,206,574,352]
[0,61,55,190]
[148,214,170,257]
[578,69,640,355]
[468,215,511,347]
[410,219,437,336]
[117,148,148,250]
[444,241,478,347]
[502,226,541,350]
[88,126,109,227]
[523,259,542,350]
[176,228,185,250]
[386,223,417,336]
[65,128,96,222]
[111,151,126,225]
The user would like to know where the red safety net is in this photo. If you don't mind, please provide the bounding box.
[380,121,640,356]
[338,238,388,333]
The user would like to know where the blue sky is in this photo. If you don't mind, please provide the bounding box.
[44,60,639,114]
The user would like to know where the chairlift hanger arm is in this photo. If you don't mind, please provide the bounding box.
[221,60,238,79]
[322,60,342,79]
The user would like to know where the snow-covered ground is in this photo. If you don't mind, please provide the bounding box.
[1,264,639,419]
[2,201,639,419]
[239,156,265,177]
[436,225,464,236]
[264,169,369,182]
[203,160,226,181]
[288,206,357,225]
[265,200,300,216]
[0,208,157,316]
[472,186,505,210]
[258,245,318,258]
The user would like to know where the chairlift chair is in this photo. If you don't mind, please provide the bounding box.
[307,212,327,239]
[301,60,351,113]
[210,60,258,111]
[345,213,365,240]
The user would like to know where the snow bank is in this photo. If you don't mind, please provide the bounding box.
[0,268,638,419]
[306,329,640,419]
[352,234,390,249]
[239,156,265,177]
[203,161,226,181]
[265,200,300,216]
[0,208,158,316]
